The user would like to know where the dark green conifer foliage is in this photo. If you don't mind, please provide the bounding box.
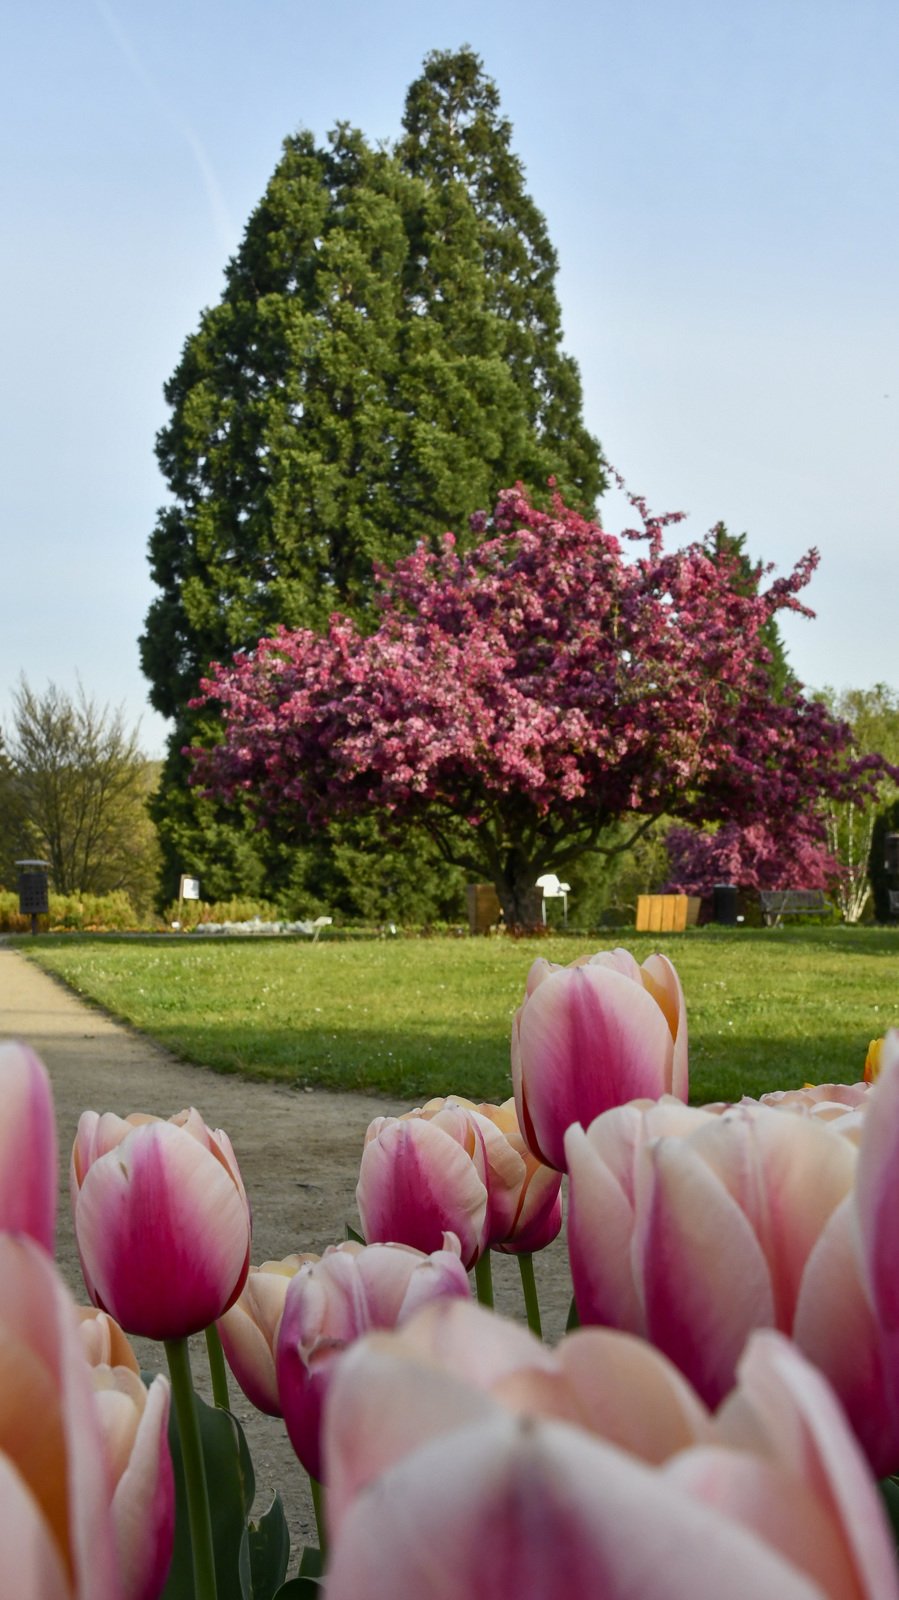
[141,50,603,905]
[398,47,603,511]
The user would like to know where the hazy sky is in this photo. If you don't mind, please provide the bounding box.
[3,0,896,757]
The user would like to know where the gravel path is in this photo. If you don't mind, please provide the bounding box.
[0,942,571,1554]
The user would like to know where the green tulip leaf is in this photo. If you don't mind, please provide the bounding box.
[161,1392,256,1600]
[272,1548,324,1596]
[238,1493,291,1599]
[344,1222,364,1244]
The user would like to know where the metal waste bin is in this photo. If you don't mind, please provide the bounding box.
[16,859,50,935]
[712,883,739,925]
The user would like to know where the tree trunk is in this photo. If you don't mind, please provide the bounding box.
[494,869,544,930]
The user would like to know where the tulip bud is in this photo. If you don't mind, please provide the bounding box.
[217,1254,317,1415]
[90,1366,174,1600]
[71,1106,252,1341]
[512,947,688,1170]
[357,1098,526,1267]
[275,1237,470,1481]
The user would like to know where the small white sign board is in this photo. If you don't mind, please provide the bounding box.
[179,876,201,901]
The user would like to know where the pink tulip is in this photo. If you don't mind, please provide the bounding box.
[512,947,688,1170]
[90,1365,174,1600]
[356,1098,526,1266]
[566,1058,899,1473]
[275,1237,470,1480]
[323,1307,896,1600]
[71,1106,252,1340]
[0,1234,122,1599]
[217,1253,317,1415]
[0,1040,57,1250]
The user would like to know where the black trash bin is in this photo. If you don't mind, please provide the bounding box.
[712,883,738,925]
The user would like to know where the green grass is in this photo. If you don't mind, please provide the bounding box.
[20,926,899,1104]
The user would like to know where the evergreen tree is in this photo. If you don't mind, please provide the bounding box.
[398,47,602,509]
[141,50,603,903]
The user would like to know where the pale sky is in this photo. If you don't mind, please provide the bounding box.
[2,0,896,758]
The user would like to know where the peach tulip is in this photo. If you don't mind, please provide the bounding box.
[323,1305,897,1600]
[357,1098,526,1266]
[472,1098,562,1253]
[217,1253,317,1415]
[0,1040,57,1250]
[76,1307,141,1374]
[73,1308,174,1599]
[71,1106,251,1341]
[512,947,688,1170]
[567,1055,899,1473]
[864,1027,899,1084]
[90,1366,173,1600]
[275,1237,470,1480]
[0,1234,122,1599]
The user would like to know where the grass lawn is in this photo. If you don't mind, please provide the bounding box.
[19,925,899,1105]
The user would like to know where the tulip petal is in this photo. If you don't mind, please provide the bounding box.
[855,1051,899,1332]
[565,1122,643,1331]
[0,1041,57,1251]
[0,1453,70,1600]
[324,1333,498,1541]
[75,1120,252,1340]
[552,1327,710,1463]
[665,1449,862,1599]
[325,1412,822,1600]
[634,1135,775,1404]
[109,1374,174,1600]
[793,1197,895,1474]
[0,1235,122,1599]
[686,1108,855,1329]
[716,1330,899,1600]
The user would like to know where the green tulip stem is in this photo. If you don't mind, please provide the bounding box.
[517,1252,543,1339]
[204,1324,231,1410]
[474,1250,494,1309]
[165,1337,218,1600]
[310,1475,328,1561]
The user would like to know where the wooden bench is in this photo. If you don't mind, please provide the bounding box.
[759,889,832,927]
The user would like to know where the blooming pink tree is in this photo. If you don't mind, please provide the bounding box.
[664,820,839,896]
[190,484,881,925]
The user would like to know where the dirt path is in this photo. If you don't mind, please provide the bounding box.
[0,943,571,1552]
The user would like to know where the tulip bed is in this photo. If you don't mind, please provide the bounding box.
[23,923,899,1102]
[5,943,899,1598]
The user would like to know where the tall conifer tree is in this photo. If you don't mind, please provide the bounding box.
[141,50,603,903]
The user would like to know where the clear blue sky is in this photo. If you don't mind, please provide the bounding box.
[3,0,896,757]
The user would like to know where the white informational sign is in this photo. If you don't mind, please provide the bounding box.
[179,876,201,901]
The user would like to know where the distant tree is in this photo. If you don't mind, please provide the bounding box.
[817,684,899,921]
[870,797,899,922]
[141,49,603,905]
[191,485,881,927]
[664,820,837,896]
[2,678,159,906]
